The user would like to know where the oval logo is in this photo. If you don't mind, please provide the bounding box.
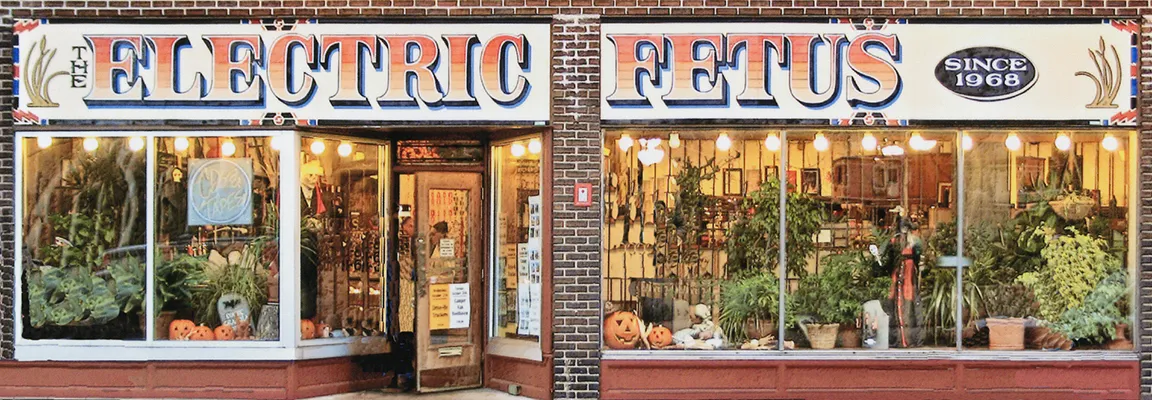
[934,47,1038,102]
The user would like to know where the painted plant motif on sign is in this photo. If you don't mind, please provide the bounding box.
[23,36,68,107]
[188,158,253,226]
[1076,37,1122,109]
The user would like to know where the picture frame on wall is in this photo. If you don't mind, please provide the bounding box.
[763,166,779,183]
[938,182,953,208]
[801,168,820,195]
[787,170,798,192]
[723,168,744,196]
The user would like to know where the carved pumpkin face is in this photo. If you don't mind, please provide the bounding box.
[604,311,642,349]
[301,320,316,340]
[190,325,215,341]
[214,324,235,341]
[169,319,195,340]
[648,325,673,348]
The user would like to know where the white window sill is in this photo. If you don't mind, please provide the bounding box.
[15,336,391,362]
[487,337,543,362]
[602,349,1139,362]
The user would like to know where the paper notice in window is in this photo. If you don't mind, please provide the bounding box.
[430,284,450,330]
[439,238,455,258]
[449,283,470,329]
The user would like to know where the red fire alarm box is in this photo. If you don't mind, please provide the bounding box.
[574,183,593,207]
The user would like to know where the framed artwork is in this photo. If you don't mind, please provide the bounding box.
[723,168,744,196]
[763,166,779,183]
[786,170,798,192]
[801,168,821,195]
[938,182,953,208]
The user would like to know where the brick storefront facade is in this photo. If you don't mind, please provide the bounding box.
[0,3,1151,400]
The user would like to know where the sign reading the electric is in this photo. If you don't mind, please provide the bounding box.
[13,20,549,124]
[601,20,1138,125]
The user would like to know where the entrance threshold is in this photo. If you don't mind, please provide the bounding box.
[306,388,528,400]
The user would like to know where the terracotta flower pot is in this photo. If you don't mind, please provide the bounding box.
[838,325,861,348]
[986,318,1025,350]
[1105,323,1133,350]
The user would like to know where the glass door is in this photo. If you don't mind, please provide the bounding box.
[414,171,484,392]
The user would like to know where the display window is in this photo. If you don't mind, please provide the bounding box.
[298,136,388,341]
[490,136,544,344]
[601,129,1135,353]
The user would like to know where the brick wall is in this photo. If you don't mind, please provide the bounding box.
[0,15,12,361]
[1142,15,1152,400]
[551,14,602,399]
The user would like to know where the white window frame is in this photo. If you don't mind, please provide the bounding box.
[13,130,389,361]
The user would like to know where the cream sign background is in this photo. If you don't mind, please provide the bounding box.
[14,20,550,124]
[601,20,1138,125]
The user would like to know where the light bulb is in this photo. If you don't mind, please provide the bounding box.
[269,136,284,151]
[764,134,781,152]
[909,132,936,151]
[716,133,732,151]
[83,137,99,152]
[337,142,353,157]
[881,144,905,156]
[1101,134,1120,152]
[668,133,681,149]
[128,137,145,152]
[310,139,325,155]
[1055,133,1072,151]
[220,139,237,156]
[618,134,633,151]
[528,138,542,154]
[36,136,52,149]
[861,133,877,151]
[510,143,526,157]
[813,133,829,152]
[962,134,973,151]
[1004,133,1021,152]
[174,137,190,152]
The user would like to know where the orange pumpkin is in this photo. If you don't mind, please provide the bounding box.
[214,324,235,341]
[603,311,643,349]
[301,319,316,340]
[647,325,673,348]
[189,325,215,341]
[169,319,195,340]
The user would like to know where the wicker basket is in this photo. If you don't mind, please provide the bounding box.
[1050,197,1095,220]
[804,323,840,350]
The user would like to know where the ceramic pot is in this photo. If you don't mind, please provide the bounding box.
[986,318,1025,350]
[1105,323,1133,350]
[838,325,861,348]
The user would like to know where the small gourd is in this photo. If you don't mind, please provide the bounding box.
[214,324,235,341]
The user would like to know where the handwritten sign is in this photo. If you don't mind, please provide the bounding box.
[188,158,253,226]
[449,283,470,329]
[430,284,450,330]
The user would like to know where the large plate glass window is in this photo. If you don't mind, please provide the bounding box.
[490,135,544,343]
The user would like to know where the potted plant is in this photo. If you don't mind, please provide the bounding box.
[726,176,825,279]
[190,241,270,329]
[153,250,208,339]
[1048,191,1096,221]
[979,283,1037,350]
[792,251,890,349]
[718,273,780,343]
[1050,270,1129,349]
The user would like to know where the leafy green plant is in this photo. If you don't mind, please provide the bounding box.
[154,251,209,314]
[725,177,825,278]
[25,255,144,328]
[792,251,890,325]
[718,273,780,342]
[1051,270,1128,344]
[981,283,1038,319]
[1017,227,1120,322]
[190,241,270,326]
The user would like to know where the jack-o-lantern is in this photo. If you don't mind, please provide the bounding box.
[603,311,643,349]
[190,325,215,341]
[169,319,195,340]
[647,325,673,348]
[301,319,316,339]
[214,324,235,341]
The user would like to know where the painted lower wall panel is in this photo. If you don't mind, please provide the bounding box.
[485,354,552,399]
[601,359,1139,400]
[0,357,386,400]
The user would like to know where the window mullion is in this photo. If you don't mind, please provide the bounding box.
[145,135,156,342]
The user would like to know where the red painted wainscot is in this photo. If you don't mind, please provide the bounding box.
[600,358,1139,400]
[0,357,389,399]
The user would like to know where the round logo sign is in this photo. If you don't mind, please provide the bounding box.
[934,47,1038,102]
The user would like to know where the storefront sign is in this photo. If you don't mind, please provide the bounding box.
[601,20,1138,125]
[14,20,550,125]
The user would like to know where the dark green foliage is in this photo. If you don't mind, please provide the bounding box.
[792,251,890,325]
[725,178,824,278]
